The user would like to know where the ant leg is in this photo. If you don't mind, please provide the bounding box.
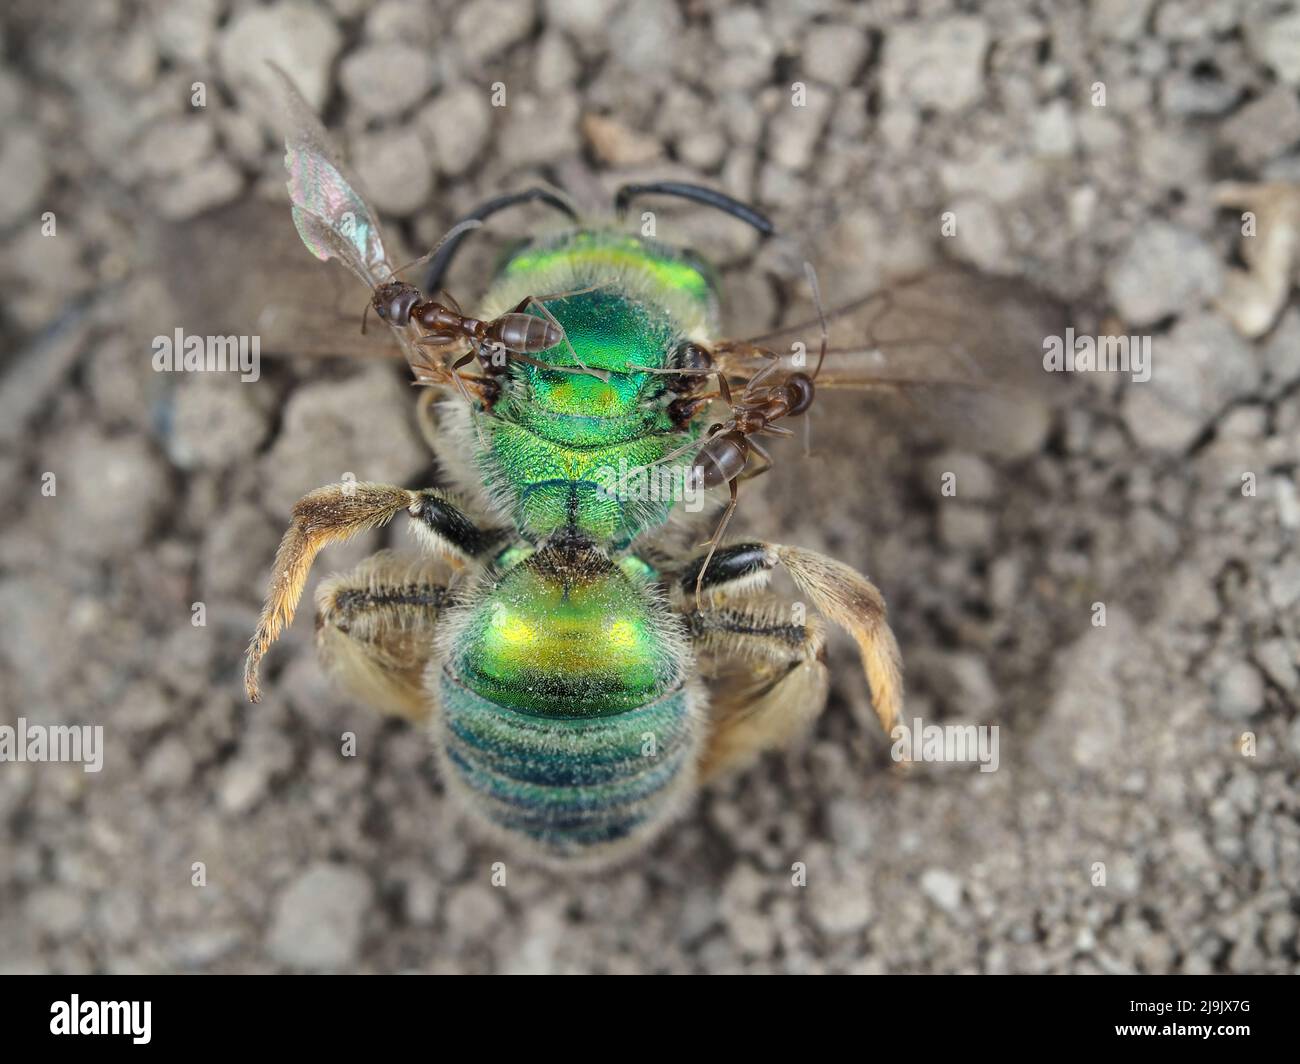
[409,336,491,445]
[738,438,774,481]
[694,478,741,610]
[803,261,829,380]
[623,422,724,481]
[408,333,461,388]
[244,483,501,701]
[519,292,607,380]
[413,333,459,348]
[415,387,441,453]
[716,372,734,406]
[510,281,608,309]
[740,350,781,399]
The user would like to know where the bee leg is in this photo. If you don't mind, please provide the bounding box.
[682,594,829,780]
[675,541,903,736]
[314,550,453,722]
[677,542,777,601]
[244,482,500,702]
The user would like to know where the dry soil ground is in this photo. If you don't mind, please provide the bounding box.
[0,0,1297,973]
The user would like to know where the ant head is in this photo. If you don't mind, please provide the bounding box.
[784,372,815,416]
[370,280,422,325]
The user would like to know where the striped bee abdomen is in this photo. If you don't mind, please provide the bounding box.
[434,533,698,863]
[437,674,696,860]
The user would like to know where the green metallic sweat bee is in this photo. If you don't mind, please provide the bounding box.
[244,75,906,868]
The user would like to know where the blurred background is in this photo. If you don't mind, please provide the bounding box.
[0,0,1297,973]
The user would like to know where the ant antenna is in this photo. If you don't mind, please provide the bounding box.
[693,478,740,611]
[393,218,485,281]
[801,260,829,456]
[803,260,828,381]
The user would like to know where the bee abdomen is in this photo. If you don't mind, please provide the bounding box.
[436,672,698,862]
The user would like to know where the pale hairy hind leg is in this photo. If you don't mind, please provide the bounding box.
[314,550,454,722]
[683,594,831,781]
[675,540,903,739]
[244,480,502,701]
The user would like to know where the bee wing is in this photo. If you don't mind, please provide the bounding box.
[713,270,1072,454]
[146,200,406,362]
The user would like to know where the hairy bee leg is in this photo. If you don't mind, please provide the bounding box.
[314,550,453,722]
[678,542,775,599]
[682,595,830,780]
[675,541,903,735]
[244,482,499,702]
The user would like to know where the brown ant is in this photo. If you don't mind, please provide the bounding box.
[369,279,580,405]
[361,221,607,410]
[643,263,831,607]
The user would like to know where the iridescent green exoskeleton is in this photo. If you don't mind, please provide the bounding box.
[245,75,911,866]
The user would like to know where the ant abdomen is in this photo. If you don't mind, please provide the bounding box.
[692,430,749,489]
[491,313,563,354]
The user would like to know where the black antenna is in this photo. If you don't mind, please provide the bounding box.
[423,187,579,294]
[613,182,775,236]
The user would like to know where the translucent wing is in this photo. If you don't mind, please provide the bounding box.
[146,201,405,362]
[273,64,392,288]
[712,269,1073,455]
[270,65,457,381]
[716,271,1055,388]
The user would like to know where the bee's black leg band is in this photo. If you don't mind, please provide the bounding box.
[408,491,504,560]
[679,542,778,593]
